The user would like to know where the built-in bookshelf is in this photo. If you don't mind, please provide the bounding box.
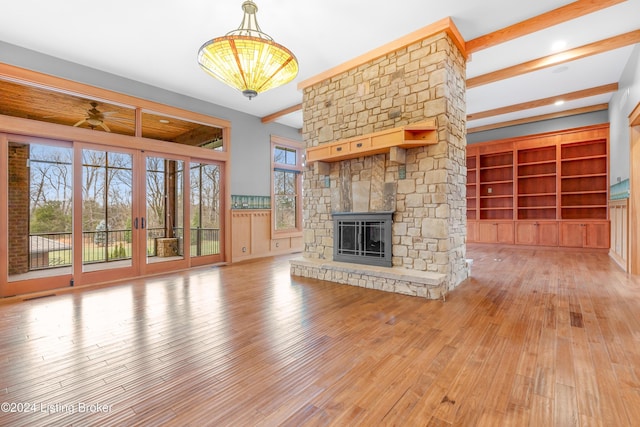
[478,151,513,220]
[466,124,610,249]
[517,145,557,220]
[560,139,608,220]
[466,155,477,220]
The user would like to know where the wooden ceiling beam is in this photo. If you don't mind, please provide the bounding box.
[631,102,640,126]
[467,104,609,134]
[467,29,640,88]
[466,0,627,54]
[261,103,302,124]
[468,83,618,121]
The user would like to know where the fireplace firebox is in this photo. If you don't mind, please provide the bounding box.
[333,211,393,267]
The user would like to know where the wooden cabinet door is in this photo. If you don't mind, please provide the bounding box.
[537,222,559,246]
[478,222,498,243]
[559,222,585,247]
[515,222,537,245]
[252,211,272,255]
[560,221,610,248]
[467,220,478,243]
[232,213,252,259]
[497,222,514,244]
[584,221,610,249]
[516,221,558,246]
[271,237,291,253]
[477,221,513,244]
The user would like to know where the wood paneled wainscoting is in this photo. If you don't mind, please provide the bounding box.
[610,198,629,271]
[629,102,640,274]
[231,209,302,262]
[1,244,639,425]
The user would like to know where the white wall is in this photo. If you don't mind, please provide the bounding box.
[609,44,640,182]
[0,41,302,197]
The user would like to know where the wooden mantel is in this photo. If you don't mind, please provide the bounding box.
[305,119,437,164]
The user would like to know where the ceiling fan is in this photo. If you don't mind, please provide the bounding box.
[74,101,112,131]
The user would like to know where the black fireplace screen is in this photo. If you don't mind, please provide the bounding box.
[333,212,393,267]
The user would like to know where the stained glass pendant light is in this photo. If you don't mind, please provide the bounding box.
[197,1,298,99]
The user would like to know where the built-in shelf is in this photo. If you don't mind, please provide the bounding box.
[467,155,477,220]
[466,124,610,248]
[515,145,557,220]
[306,120,437,163]
[478,150,513,220]
[519,173,556,179]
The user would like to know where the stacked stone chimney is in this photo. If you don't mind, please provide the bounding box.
[292,29,469,297]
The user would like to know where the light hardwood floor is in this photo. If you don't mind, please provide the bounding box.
[1,244,640,426]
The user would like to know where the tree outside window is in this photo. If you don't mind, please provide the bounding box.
[274,169,297,230]
[271,136,303,237]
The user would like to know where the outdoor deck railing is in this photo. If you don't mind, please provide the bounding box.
[28,227,220,270]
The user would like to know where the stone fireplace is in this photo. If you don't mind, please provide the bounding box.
[290,21,469,299]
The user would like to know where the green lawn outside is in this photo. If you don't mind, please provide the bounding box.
[45,240,220,267]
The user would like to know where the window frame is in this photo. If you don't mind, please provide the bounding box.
[270,135,304,238]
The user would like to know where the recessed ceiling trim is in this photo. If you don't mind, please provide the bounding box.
[468,103,609,134]
[467,83,618,120]
[466,0,626,54]
[261,103,302,124]
[467,29,640,88]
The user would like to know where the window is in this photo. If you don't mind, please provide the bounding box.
[271,136,303,236]
[274,169,297,230]
[274,146,297,165]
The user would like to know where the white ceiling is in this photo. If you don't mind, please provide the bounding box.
[0,0,638,131]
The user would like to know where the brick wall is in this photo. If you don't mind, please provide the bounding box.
[8,144,30,275]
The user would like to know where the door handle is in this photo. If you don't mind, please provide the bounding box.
[134,218,139,229]
[141,217,145,229]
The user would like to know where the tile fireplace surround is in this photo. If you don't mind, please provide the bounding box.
[291,26,469,299]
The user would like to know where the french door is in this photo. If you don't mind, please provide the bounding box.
[140,152,188,275]
[2,136,224,296]
[76,144,137,284]
[75,145,190,284]
[3,135,74,295]
[189,160,224,266]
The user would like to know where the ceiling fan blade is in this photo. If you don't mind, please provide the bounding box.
[100,122,111,132]
[74,119,86,127]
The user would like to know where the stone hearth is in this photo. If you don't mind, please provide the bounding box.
[291,258,447,300]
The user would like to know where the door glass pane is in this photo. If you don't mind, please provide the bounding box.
[190,162,221,257]
[146,157,184,263]
[82,149,133,271]
[8,141,73,281]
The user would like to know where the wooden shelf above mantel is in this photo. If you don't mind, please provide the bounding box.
[306,119,437,164]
